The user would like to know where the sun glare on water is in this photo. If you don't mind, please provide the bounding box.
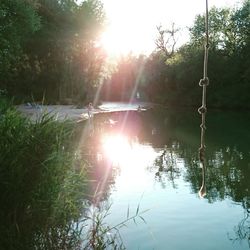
[102,134,130,165]
[101,133,158,190]
[101,134,156,171]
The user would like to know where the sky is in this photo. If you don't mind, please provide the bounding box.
[99,0,243,56]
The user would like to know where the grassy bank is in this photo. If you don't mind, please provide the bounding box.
[0,97,89,249]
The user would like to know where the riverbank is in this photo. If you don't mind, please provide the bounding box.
[17,102,154,122]
[0,103,85,249]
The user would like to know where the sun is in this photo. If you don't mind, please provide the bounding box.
[99,0,156,57]
[100,22,149,57]
[100,26,131,57]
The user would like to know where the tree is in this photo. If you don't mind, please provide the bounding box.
[0,0,40,90]
[101,54,146,102]
[1,0,106,103]
[155,23,179,58]
[163,2,250,109]
[189,5,248,55]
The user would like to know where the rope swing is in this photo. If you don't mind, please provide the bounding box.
[198,0,209,198]
[198,0,209,163]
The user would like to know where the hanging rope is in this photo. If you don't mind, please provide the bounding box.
[198,0,209,163]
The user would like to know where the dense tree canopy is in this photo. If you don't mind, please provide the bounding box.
[0,0,249,109]
[0,0,40,83]
[0,0,105,104]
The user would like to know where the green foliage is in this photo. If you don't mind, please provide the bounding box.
[190,7,235,52]
[190,2,250,55]
[0,0,106,104]
[1,0,249,109]
[0,0,40,83]
[164,1,250,109]
[0,99,88,249]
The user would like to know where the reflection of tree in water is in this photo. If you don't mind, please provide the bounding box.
[143,107,250,247]
[81,107,250,247]
[75,121,113,207]
[183,145,250,204]
[153,144,181,188]
[79,132,118,206]
[173,118,250,248]
[230,208,250,248]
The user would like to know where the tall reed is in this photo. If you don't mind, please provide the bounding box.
[0,97,87,249]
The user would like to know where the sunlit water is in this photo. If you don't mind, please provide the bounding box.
[82,106,250,250]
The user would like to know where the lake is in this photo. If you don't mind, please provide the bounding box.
[82,106,250,250]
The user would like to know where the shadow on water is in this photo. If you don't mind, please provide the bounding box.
[81,106,250,247]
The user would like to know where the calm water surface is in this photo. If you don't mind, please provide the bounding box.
[83,106,250,250]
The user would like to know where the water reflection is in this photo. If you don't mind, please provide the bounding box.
[80,111,156,205]
[231,209,250,247]
[199,161,207,198]
[81,108,250,249]
[153,145,181,189]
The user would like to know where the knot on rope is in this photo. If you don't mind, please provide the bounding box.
[199,77,209,87]
[200,124,206,129]
[199,146,206,162]
[198,106,207,114]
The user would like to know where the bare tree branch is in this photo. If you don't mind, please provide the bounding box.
[155,23,180,57]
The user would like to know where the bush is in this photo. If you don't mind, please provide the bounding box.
[0,99,87,250]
